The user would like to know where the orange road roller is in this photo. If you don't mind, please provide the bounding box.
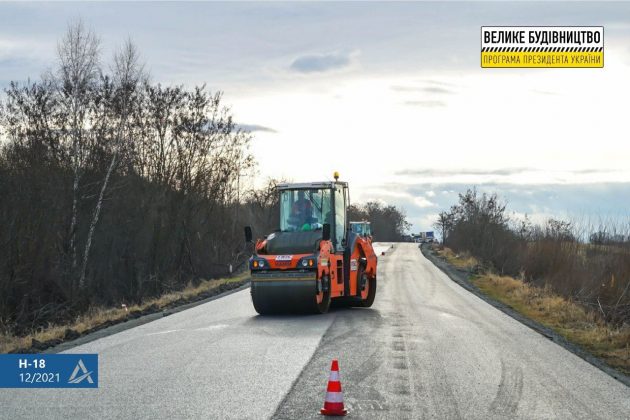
[244,172,377,314]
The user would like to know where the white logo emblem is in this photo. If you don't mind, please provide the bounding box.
[68,359,94,384]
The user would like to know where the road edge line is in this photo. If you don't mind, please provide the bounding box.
[420,244,630,388]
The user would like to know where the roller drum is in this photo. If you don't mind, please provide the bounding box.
[250,271,329,314]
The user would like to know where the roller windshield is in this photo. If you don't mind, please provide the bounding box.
[353,223,371,237]
[280,188,332,232]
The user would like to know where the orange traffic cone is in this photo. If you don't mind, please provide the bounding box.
[320,359,347,416]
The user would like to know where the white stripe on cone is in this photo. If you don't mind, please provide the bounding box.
[324,391,344,403]
[328,371,339,381]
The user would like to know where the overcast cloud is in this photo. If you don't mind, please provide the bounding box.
[1,2,629,231]
[290,51,356,73]
[237,124,277,133]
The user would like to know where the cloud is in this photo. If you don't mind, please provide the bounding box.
[396,168,532,177]
[572,168,621,175]
[289,51,356,73]
[394,168,629,185]
[423,79,457,87]
[423,86,453,95]
[362,181,630,232]
[531,89,558,96]
[237,123,277,133]
[0,38,52,83]
[394,81,454,108]
[403,100,446,107]
[391,85,453,94]
[390,85,420,92]
[414,196,436,208]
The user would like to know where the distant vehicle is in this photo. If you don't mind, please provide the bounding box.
[350,221,372,240]
[417,231,435,243]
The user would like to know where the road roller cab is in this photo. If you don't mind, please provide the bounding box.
[245,173,377,314]
[350,221,373,241]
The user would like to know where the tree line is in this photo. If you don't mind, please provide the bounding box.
[348,201,410,241]
[0,22,264,334]
[434,189,630,325]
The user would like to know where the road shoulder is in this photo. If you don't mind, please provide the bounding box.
[420,244,630,388]
[44,282,250,354]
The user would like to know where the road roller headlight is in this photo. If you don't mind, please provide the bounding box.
[251,258,267,270]
[297,257,316,270]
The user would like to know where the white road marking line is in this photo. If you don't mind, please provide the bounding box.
[146,329,183,336]
[193,324,228,332]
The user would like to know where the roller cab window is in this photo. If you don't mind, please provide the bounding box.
[334,187,346,251]
[280,188,332,232]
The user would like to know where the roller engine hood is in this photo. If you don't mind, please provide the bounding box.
[264,230,322,255]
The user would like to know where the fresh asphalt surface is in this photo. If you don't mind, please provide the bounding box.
[1,243,629,419]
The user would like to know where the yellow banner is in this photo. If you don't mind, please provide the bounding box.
[481,51,603,68]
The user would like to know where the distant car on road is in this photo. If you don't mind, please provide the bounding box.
[415,231,435,243]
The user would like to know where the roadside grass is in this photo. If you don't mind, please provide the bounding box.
[0,272,249,354]
[435,247,479,271]
[436,246,630,375]
[473,273,630,374]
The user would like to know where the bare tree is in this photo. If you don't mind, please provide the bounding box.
[55,20,101,292]
[78,39,145,289]
[434,211,453,245]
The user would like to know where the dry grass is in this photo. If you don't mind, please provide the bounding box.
[435,246,479,271]
[435,243,630,375]
[473,273,630,375]
[0,272,248,354]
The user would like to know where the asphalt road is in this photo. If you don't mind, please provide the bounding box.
[1,243,629,419]
[275,244,630,419]
[0,285,335,419]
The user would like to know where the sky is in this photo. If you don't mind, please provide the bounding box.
[1,1,630,232]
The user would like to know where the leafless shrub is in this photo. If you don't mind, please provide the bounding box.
[440,189,630,325]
